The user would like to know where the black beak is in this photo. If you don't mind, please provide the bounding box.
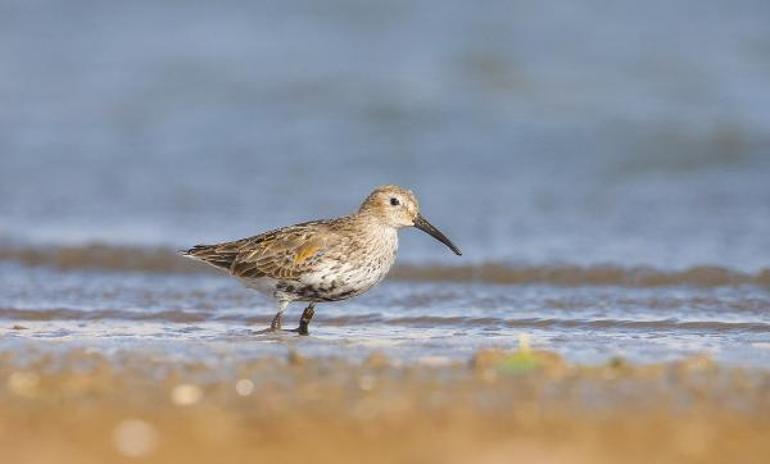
[413,214,462,256]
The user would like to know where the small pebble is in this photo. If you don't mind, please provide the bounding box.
[113,419,158,458]
[235,379,255,396]
[171,384,203,406]
[358,374,376,391]
[288,350,306,366]
[363,351,390,369]
[7,371,39,397]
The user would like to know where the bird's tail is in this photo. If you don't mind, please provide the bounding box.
[179,244,238,271]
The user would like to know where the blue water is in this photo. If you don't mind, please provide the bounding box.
[1,1,769,366]
[0,263,768,366]
[1,0,769,271]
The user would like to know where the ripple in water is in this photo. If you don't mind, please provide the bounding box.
[1,263,768,367]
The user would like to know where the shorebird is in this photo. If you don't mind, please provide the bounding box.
[181,185,462,334]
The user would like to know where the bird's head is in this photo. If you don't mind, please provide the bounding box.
[359,185,462,256]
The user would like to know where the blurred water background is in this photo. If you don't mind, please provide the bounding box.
[1,0,769,365]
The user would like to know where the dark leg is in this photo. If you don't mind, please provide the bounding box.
[270,311,283,330]
[254,301,288,334]
[291,303,316,335]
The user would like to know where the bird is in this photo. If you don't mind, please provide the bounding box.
[181,185,462,335]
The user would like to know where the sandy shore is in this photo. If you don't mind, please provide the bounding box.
[2,347,769,464]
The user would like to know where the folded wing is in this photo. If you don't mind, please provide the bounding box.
[182,221,334,281]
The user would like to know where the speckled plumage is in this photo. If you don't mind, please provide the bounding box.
[182,185,461,334]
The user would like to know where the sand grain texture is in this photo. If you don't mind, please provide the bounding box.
[2,349,769,464]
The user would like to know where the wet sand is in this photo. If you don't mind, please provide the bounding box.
[2,249,769,463]
[3,347,769,464]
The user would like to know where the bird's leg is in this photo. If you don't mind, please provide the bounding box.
[271,300,289,330]
[285,303,315,335]
[270,312,283,330]
[296,303,315,336]
[255,300,289,334]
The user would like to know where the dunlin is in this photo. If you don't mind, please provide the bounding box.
[182,185,461,334]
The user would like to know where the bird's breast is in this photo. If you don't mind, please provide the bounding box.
[277,227,398,302]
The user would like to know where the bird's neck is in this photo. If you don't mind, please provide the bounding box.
[351,213,399,247]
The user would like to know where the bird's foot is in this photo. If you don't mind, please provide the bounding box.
[253,304,315,336]
[252,326,280,335]
[253,326,308,336]
[288,304,315,336]
[252,312,284,335]
[270,312,283,330]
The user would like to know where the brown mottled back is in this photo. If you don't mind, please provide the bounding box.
[182,219,346,281]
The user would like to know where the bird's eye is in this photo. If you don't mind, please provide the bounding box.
[390,197,400,206]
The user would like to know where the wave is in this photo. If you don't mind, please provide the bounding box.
[2,307,767,333]
[0,243,768,288]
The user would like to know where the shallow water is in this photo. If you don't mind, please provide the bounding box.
[1,263,768,367]
[1,0,769,368]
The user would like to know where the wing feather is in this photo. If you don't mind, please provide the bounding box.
[232,232,329,280]
[183,219,342,281]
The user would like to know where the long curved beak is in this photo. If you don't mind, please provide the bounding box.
[413,214,462,256]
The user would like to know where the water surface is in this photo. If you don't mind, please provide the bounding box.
[1,0,769,366]
[2,263,768,367]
